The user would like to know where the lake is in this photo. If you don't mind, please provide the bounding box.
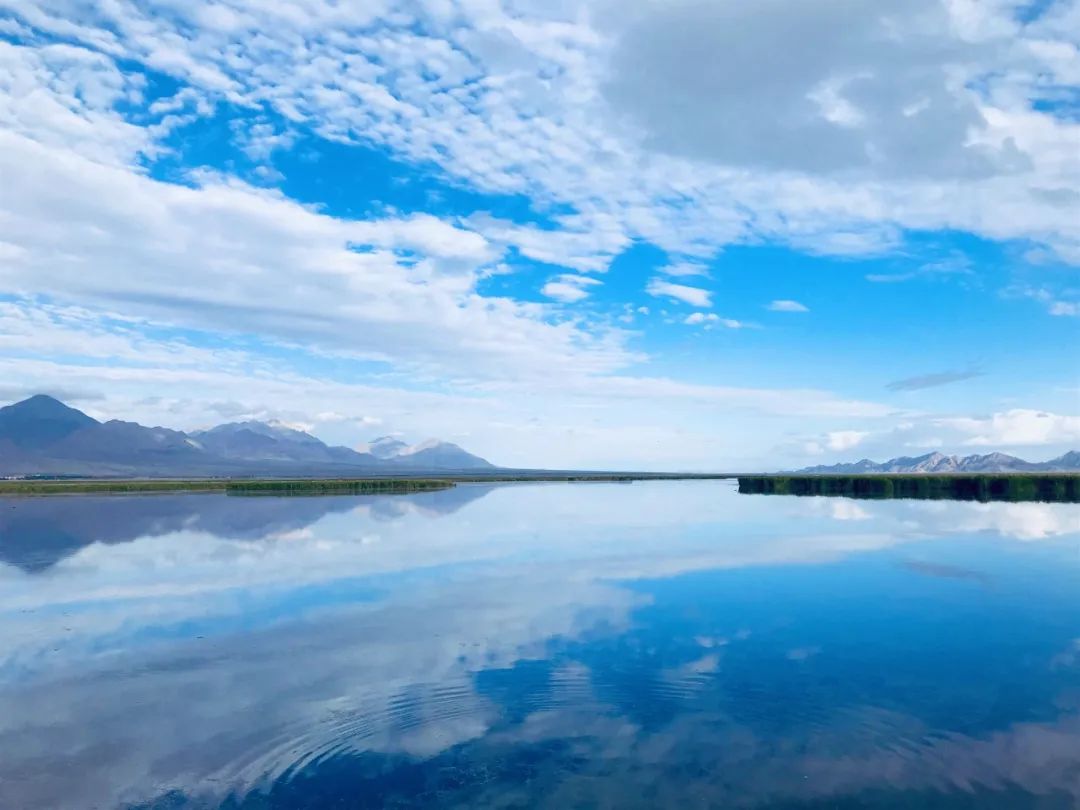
[1,480,1078,809]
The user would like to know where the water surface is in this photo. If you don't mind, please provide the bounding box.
[1,481,1078,808]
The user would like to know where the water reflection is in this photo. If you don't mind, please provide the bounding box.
[0,482,1077,808]
[0,485,493,572]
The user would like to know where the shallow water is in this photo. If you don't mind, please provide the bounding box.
[0,481,1078,809]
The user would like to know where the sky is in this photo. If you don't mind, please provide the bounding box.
[0,0,1078,471]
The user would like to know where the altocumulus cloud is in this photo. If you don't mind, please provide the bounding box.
[648,279,713,308]
[542,274,603,303]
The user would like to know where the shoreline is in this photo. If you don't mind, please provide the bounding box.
[2,472,1077,500]
[0,472,737,496]
[738,473,1080,503]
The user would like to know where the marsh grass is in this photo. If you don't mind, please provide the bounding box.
[738,474,1080,502]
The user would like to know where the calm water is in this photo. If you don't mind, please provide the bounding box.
[1,481,1079,809]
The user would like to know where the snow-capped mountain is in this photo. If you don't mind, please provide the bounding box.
[359,436,494,470]
[191,421,376,466]
[796,451,1080,474]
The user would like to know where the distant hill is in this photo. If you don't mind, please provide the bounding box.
[795,451,1080,475]
[191,421,380,467]
[0,394,97,450]
[359,436,494,470]
[0,395,496,478]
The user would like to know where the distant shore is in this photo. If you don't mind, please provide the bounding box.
[0,472,737,496]
[5,472,1077,501]
[738,473,1080,503]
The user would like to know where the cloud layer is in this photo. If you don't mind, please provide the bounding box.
[0,0,1076,467]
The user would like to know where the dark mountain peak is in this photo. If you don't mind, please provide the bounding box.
[0,394,99,450]
[2,394,97,421]
[191,419,375,466]
[15,393,60,406]
[196,420,323,446]
[1049,450,1080,467]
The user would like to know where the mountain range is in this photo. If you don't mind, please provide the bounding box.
[795,451,1080,475]
[0,395,494,477]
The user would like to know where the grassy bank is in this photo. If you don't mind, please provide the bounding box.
[738,473,1080,502]
[225,479,454,495]
[0,472,734,496]
[0,479,229,495]
[0,478,444,496]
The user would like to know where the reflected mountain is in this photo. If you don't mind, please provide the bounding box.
[0,485,494,573]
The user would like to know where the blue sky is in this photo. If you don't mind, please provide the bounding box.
[0,0,1077,469]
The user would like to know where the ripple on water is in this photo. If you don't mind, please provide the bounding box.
[204,677,490,793]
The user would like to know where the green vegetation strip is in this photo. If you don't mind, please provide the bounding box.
[0,479,228,495]
[0,478,452,496]
[0,473,732,496]
[738,474,1080,503]
[225,479,454,495]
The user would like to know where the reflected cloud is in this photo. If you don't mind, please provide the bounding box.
[803,495,1080,541]
[951,502,1080,541]
[899,559,991,587]
[0,481,1075,807]
[0,572,642,809]
[1,483,1076,673]
[474,703,1080,807]
[829,500,872,521]
[1051,639,1080,670]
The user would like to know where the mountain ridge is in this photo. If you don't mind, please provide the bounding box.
[0,395,495,477]
[360,435,492,470]
[794,450,1080,474]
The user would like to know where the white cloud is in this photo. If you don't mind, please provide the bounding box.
[0,40,157,166]
[661,261,711,278]
[648,279,712,308]
[767,300,810,313]
[937,409,1080,447]
[684,313,744,328]
[468,214,630,274]
[0,129,633,383]
[826,430,870,452]
[866,255,976,284]
[1006,286,1080,318]
[5,0,1077,267]
[0,297,900,469]
[792,409,1080,464]
[541,274,602,303]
